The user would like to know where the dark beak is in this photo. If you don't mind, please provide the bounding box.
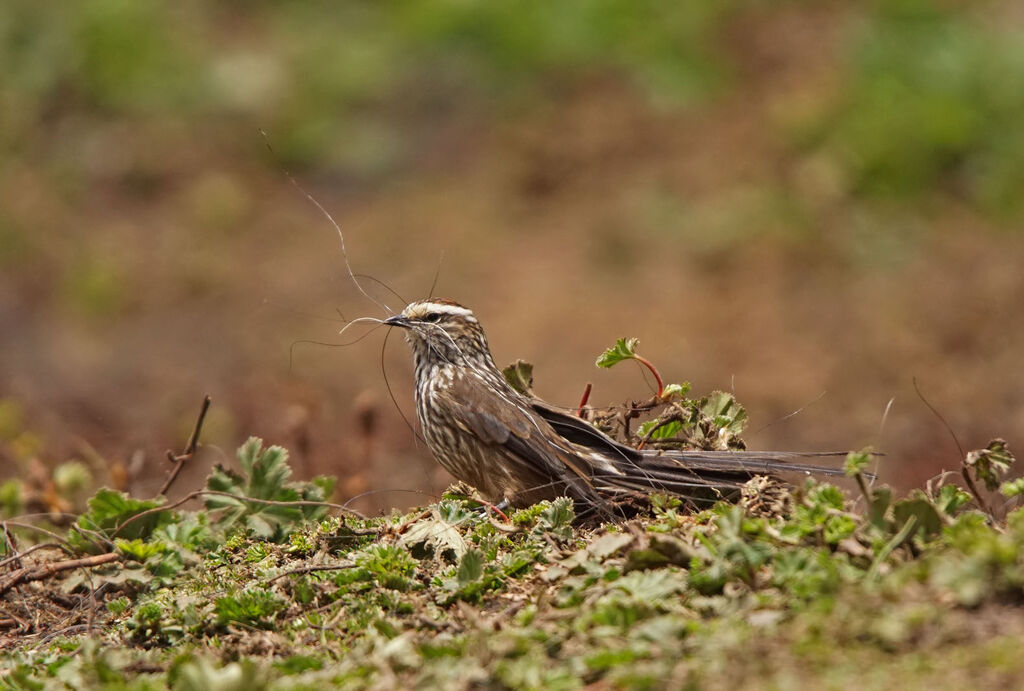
[383,315,411,328]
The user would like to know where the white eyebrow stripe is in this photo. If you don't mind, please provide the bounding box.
[407,302,475,319]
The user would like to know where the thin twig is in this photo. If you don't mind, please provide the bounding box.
[911,378,988,515]
[912,378,965,459]
[1,522,19,571]
[1,521,74,546]
[0,542,67,571]
[753,390,828,436]
[0,552,122,596]
[158,394,212,496]
[264,561,357,585]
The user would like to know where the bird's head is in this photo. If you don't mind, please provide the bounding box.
[384,299,494,369]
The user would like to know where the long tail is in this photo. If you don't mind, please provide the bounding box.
[530,398,869,499]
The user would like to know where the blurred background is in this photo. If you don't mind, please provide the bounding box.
[1,0,1022,515]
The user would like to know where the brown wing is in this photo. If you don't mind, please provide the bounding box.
[437,373,607,507]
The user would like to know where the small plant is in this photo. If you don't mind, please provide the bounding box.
[214,588,286,629]
[205,437,336,541]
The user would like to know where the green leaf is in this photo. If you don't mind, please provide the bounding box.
[214,589,285,629]
[456,549,485,586]
[115,538,168,562]
[595,337,639,369]
[614,569,682,601]
[502,360,534,395]
[660,383,690,399]
[70,489,170,552]
[844,448,873,477]
[1000,477,1024,498]
[965,438,1015,491]
[536,498,575,541]
[868,486,893,529]
[936,484,972,514]
[892,496,943,540]
[637,418,683,440]
[689,391,748,449]
[205,437,329,541]
[702,392,748,436]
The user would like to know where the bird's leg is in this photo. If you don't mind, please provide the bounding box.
[472,498,511,522]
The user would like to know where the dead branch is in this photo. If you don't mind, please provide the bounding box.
[158,394,212,497]
[0,542,67,571]
[0,552,122,596]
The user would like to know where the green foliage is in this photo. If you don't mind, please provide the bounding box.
[205,437,332,541]
[8,435,1024,688]
[596,337,640,369]
[535,497,575,541]
[501,359,534,396]
[660,382,690,399]
[965,438,1015,492]
[69,489,170,552]
[805,1,1024,217]
[173,659,265,691]
[214,589,286,629]
[1000,478,1024,499]
[936,484,973,515]
[357,544,418,591]
[637,418,682,441]
[52,461,92,498]
[636,390,748,450]
[844,448,873,476]
[0,478,23,517]
[0,0,731,171]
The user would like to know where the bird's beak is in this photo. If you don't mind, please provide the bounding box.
[383,315,411,328]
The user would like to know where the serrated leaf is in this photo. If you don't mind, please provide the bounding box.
[892,496,942,540]
[614,569,682,601]
[399,514,469,559]
[702,392,748,436]
[115,538,167,562]
[588,532,634,560]
[868,486,893,529]
[502,360,534,396]
[70,489,170,552]
[596,337,639,369]
[204,437,329,541]
[456,549,485,585]
[637,418,683,440]
[965,438,1015,491]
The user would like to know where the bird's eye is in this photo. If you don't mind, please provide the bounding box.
[422,313,442,323]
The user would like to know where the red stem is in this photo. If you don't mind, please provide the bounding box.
[632,354,665,398]
[577,382,592,417]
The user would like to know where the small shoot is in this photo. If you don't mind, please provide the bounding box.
[844,448,875,505]
[597,338,684,400]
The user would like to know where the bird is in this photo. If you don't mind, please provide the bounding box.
[384,298,850,512]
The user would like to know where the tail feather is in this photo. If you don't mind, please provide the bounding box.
[642,450,856,478]
[529,398,875,499]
